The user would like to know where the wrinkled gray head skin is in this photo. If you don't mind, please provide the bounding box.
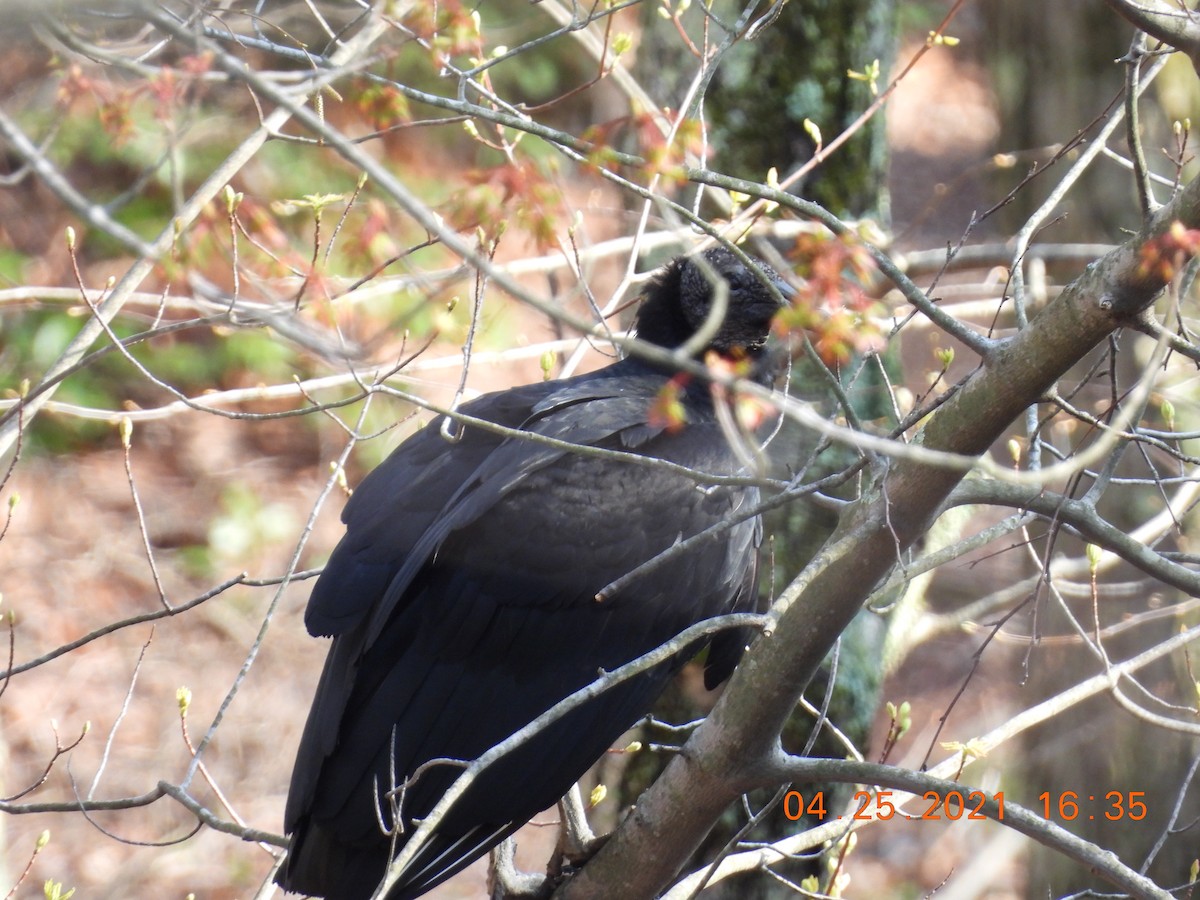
[636,246,790,354]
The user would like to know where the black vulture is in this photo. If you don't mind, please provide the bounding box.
[279,247,789,899]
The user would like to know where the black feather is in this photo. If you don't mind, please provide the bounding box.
[278,247,788,900]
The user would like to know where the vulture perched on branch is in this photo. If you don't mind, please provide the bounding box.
[280,247,790,899]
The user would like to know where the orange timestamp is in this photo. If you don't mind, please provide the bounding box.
[782,789,1004,822]
[781,789,1148,824]
[1038,791,1147,821]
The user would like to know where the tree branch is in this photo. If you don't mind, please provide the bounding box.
[1105,0,1200,72]
[556,165,1200,900]
[947,479,1200,596]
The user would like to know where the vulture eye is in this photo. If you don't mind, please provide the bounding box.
[721,268,754,292]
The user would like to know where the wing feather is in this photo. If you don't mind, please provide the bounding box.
[282,359,764,900]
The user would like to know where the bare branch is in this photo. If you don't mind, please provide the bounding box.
[1105,0,1200,71]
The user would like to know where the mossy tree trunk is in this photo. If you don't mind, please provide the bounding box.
[624,4,897,896]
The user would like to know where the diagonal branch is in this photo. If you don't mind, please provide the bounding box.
[556,170,1200,900]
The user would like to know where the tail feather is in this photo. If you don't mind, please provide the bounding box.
[278,819,521,900]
